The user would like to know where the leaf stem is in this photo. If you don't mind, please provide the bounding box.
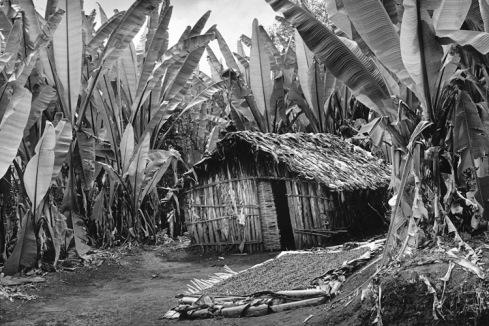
[416,0,434,122]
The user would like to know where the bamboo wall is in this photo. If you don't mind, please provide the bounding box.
[187,156,387,252]
[285,179,386,249]
[186,163,265,253]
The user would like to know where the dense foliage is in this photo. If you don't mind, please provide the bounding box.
[2,0,489,280]
[0,0,223,274]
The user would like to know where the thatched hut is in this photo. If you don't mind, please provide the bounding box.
[185,131,390,252]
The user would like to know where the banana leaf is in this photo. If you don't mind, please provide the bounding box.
[215,28,240,71]
[24,121,56,210]
[72,212,93,256]
[177,25,192,44]
[438,30,489,54]
[0,18,22,73]
[164,28,215,99]
[143,33,214,106]
[86,11,125,54]
[454,91,489,216]
[36,7,64,84]
[240,34,252,47]
[3,209,37,275]
[250,18,273,131]
[325,0,352,37]
[181,81,226,112]
[454,91,489,160]
[76,130,96,190]
[0,7,11,33]
[144,6,160,54]
[118,42,139,104]
[44,203,68,266]
[120,124,135,174]
[138,149,180,208]
[190,10,211,36]
[480,0,489,32]
[103,0,161,68]
[92,86,120,161]
[143,100,180,137]
[206,45,223,81]
[400,0,443,118]
[52,119,72,181]
[0,82,32,179]
[136,5,172,99]
[258,25,282,70]
[25,85,57,133]
[342,0,414,90]
[432,0,471,31]
[97,2,109,23]
[52,0,83,121]
[126,132,150,211]
[78,0,161,128]
[16,0,41,49]
[237,39,246,57]
[266,0,394,118]
[33,9,65,50]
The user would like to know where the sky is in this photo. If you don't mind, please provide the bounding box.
[35,0,277,52]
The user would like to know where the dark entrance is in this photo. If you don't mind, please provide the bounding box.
[271,181,296,250]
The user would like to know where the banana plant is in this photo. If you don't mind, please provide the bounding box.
[97,127,182,240]
[0,0,223,273]
[77,3,222,243]
[3,117,73,273]
[210,13,368,135]
[207,22,302,133]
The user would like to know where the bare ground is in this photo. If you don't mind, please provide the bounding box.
[7,242,477,326]
[1,246,334,326]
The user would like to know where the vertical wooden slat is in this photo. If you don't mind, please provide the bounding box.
[213,174,222,243]
[333,191,342,229]
[207,182,216,245]
[308,182,320,246]
[252,180,263,246]
[201,182,206,245]
[247,180,254,244]
[330,191,336,230]
[215,174,223,244]
[249,180,259,247]
[301,182,312,247]
[316,184,326,245]
[209,178,216,245]
[240,180,248,246]
[285,180,299,248]
[254,178,262,249]
[292,181,304,249]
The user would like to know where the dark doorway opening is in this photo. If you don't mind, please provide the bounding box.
[271,181,296,250]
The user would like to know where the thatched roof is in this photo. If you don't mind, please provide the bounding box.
[194,131,390,191]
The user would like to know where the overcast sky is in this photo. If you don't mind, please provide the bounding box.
[35,0,276,52]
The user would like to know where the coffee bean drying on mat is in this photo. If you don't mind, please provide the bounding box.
[206,247,370,295]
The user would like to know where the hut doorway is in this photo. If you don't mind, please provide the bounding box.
[271,180,295,250]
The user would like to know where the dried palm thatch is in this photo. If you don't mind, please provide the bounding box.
[194,131,390,191]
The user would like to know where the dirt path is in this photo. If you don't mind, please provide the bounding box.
[1,246,327,326]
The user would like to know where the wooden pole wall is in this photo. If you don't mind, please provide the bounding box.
[186,164,388,252]
[186,163,265,253]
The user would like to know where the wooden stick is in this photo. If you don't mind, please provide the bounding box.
[270,297,326,312]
